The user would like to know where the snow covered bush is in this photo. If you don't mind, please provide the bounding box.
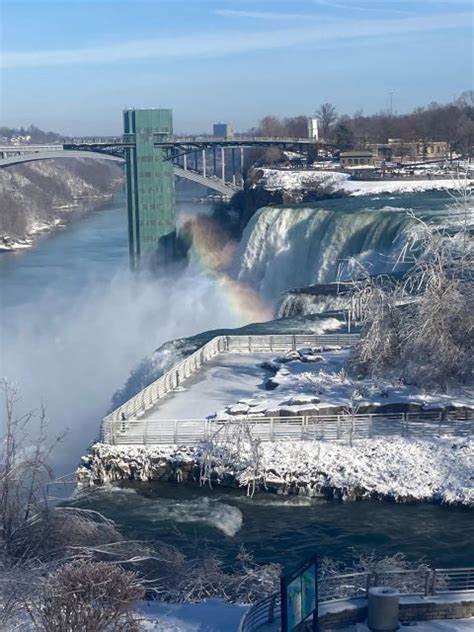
[318,551,433,601]
[25,560,144,632]
[149,544,280,605]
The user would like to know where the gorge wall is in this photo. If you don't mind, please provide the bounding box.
[0,157,124,249]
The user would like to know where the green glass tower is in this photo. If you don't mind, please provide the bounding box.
[123,109,176,269]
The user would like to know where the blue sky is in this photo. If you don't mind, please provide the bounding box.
[1,0,472,135]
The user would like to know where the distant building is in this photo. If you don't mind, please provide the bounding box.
[340,150,376,168]
[367,143,393,163]
[387,139,449,161]
[307,118,319,141]
[213,122,233,139]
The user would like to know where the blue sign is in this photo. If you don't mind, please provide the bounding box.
[281,555,319,632]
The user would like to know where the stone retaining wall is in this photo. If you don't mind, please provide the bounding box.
[310,593,474,630]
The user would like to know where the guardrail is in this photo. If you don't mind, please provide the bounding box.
[101,334,359,436]
[239,566,474,632]
[104,411,473,445]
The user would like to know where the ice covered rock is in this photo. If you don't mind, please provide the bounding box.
[259,359,281,372]
[228,403,250,415]
[300,353,324,363]
[275,351,300,363]
[287,395,320,406]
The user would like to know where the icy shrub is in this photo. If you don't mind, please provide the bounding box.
[25,560,144,632]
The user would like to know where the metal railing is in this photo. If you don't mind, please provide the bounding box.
[101,334,359,438]
[239,566,474,632]
[104,411,473,446]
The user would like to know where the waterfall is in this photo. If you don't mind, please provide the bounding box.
[231,205,413,302]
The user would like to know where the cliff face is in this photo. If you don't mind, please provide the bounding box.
[0,157,124,249]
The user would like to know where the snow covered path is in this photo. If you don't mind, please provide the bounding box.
[140,353,272,421]
[138,599,247,631]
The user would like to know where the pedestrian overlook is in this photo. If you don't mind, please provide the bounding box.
[101,333,473,446]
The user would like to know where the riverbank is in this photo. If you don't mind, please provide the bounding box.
[0,157,123,251]
[0,194,119,252]
[77,435,473,507]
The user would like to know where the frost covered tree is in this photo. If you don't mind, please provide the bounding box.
[348,182,473,390]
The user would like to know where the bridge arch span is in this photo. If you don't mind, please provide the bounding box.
[0,151,237,197]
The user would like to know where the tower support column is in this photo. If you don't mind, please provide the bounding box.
[123,108,175,269]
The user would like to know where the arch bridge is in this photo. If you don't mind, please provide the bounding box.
[0,108,322,267]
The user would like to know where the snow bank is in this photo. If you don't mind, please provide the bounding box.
[340,178,473,196]
[257,168,349,191]
[78,436,474,507]
[257,168,473,197]
[253,437,473,505]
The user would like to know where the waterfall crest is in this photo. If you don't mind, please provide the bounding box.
[231,205,412,301]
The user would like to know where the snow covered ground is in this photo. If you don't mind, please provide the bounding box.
[257,168,350,191]
[134,343,473,426]
[251,436,473,505]
[137,601,474,631]
[209,348,474,419]
[137,598,247,631]
[257,168,472,197]
[340,178,471,196]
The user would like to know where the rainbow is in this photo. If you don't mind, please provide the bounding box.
[183,214,273,324]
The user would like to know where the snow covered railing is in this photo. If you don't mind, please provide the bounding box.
[239,566,474,632]
[103,411,473,446]
[101,334,359,439]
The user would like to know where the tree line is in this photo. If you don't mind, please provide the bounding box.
[251,90,474,155]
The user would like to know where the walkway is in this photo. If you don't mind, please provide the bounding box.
[140,352,272,421]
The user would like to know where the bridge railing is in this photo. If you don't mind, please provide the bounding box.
[103,410,473,445]
[101,333,359,437]
[154,135,317,145]
[239,566,474,632]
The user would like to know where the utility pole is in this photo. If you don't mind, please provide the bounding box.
[389,92,394,116]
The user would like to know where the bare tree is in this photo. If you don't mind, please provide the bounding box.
[316,103,338,140]
[0,379,65,563]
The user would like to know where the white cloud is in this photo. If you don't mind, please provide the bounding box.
[215,10,317,20]
[1,12,470,69]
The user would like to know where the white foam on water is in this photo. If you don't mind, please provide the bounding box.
[88,490,244,537]
[232,494,321,508]
[165,497,243,537]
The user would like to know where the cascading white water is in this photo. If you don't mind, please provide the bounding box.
[231,205,413,301]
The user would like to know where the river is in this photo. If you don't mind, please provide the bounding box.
[1,185,472,569]
[70,482,474,570]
